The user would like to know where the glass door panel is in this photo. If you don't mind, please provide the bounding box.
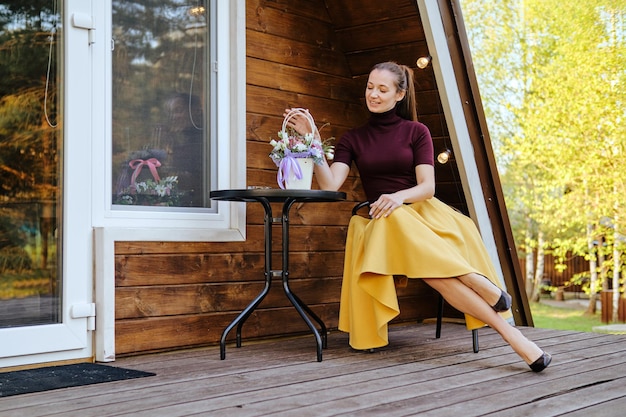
[0,0,62,328]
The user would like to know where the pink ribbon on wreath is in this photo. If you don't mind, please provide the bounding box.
[277,155,303,189]
[129,158,161,185]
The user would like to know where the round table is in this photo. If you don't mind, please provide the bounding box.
[210,188,346,362]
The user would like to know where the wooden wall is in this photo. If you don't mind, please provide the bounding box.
[114,0,462,356]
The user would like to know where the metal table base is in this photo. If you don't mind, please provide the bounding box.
[210,189,346,362]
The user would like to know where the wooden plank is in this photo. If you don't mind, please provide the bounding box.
[345,41,430,76]
[413,67,440,91]
[115,251,347,286]
[111,325,501,415]
[115,277,343,319]
[246,112,353,148]
[259,0,333,23]
[399,353,626,417]
[246,85,367,129]
[116,213,353,257]
[435,183,467,208]
[247,58,360,103]
[336,16,426,53]
[420,114,449,137]
[417,90,445,117]
[113,274,448,353]
[325,0,420,29]
[115,304,342,354]
[247,1,336,49]
[204,332,625,417]
[4,327,626,417]
[247,31,350,77]
[560,396,626,417]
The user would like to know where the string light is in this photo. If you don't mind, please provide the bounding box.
[189,6,205,17]
[416,56,432,69]
[437,149,451,164]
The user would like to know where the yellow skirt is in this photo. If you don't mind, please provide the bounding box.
[338,197,510,350]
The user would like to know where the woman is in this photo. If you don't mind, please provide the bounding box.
[285,61,551,372]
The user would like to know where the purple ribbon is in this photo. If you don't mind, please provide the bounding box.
[277,153,308,189]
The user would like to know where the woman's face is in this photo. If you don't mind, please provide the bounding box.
[365,69,406,113]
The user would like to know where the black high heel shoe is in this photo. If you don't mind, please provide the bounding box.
[529,352,552,372]
[492,290,512,312]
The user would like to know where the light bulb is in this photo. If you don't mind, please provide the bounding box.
[189,6,206,17]
[416,56,432,69]
[437,149,451,164]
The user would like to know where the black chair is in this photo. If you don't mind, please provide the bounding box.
[351,201,479,353]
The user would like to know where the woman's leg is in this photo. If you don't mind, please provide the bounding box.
[457,272,510,311]
[423,277,544,365]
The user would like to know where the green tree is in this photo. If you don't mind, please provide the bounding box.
[461,0,626,317]
[0,2,58,199]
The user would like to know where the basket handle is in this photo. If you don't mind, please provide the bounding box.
[281,108,319,138]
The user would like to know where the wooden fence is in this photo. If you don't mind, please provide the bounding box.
[519,253,589,293]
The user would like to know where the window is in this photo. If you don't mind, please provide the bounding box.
[94,0,246,239]
[112,1,213,209]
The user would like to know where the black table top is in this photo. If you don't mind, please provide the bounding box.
[210,188,346,203]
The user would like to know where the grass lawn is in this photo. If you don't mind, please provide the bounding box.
[529,301,602,333]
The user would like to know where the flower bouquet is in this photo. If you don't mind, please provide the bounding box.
[114,150,180,206]
[269,108,334,189]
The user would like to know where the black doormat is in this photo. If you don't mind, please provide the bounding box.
[0,363,156,397]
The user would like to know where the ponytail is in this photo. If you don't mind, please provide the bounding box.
[399,65,417,122]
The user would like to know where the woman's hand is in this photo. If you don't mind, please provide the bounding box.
[367,165,435,218]
[283,108,313,136]
[369,193,404,219]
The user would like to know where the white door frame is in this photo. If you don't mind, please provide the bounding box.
[0,0,95,368]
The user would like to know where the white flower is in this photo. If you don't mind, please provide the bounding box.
[293,143,307,152]
[269,124,334,166]
[154,184,168,197]
[136,181,148,192]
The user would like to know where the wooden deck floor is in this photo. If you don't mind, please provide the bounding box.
[2,323,626,416]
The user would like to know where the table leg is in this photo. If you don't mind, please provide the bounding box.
[282,199,327,362]
[220,198,274,360]
[288,290,328,348]
[220,281,270,360]
[282,277,327,361]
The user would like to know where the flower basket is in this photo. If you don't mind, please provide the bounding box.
[284,157,314,189]
[114,151,180,206]
[269,108,330,189]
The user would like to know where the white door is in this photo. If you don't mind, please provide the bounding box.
[0,0,95,368]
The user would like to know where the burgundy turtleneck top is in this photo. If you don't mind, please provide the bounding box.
[333,109,434,202]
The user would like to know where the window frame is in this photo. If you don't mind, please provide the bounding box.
[93,0,245,362]
[92,0,246,243]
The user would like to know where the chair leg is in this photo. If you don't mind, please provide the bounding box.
[435,294,444,339]
[472,329,479,353]
[436,293,479,353]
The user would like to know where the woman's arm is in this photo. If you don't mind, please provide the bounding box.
[369,164,435,219]
[314,158,350,191]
